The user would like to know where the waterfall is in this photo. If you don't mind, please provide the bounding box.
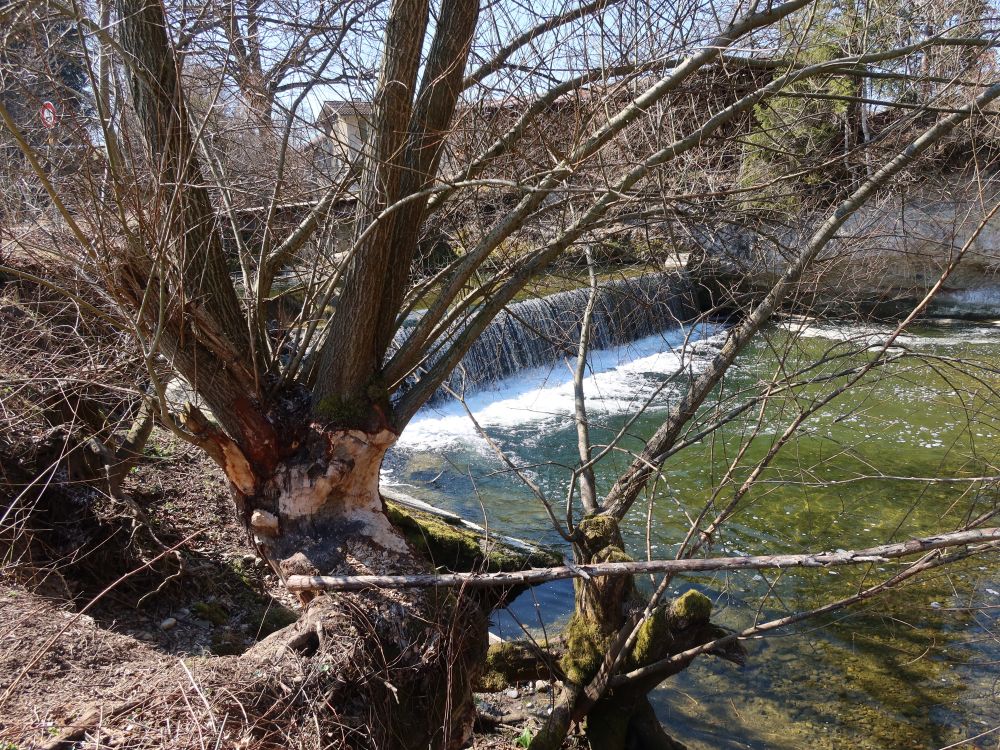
[395,271,699,402]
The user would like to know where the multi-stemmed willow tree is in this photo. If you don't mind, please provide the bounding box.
[3,0,1000,746]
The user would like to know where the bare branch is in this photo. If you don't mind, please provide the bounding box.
[285,527,1000,591]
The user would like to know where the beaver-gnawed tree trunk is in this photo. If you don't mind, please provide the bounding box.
[11,0,1000,743]
[106,0,493,740]
[231,424,487,750]
[182,399,492,748]
[236,426,407,579]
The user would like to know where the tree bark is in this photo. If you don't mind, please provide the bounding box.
[216,422,486,750]
[526,516,743,750]
[111,0,492,742]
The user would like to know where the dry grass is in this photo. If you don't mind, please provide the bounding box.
[0,431,531,749]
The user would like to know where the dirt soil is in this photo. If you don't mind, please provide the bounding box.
[0,430,560,749]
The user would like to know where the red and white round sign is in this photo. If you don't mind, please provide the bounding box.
[39,101,58,128]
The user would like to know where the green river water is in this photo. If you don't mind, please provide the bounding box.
[385,317,1000,748]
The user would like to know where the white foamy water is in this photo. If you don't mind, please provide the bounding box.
[782,320,918,347]
[395,323,727,453]
[783,319,1000,348]
[937,286,1000,306]
[393,319,1000,457]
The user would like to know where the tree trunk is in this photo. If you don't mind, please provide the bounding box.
[232,424,487,750]
[531,516,735,750]
[241,427,408,579]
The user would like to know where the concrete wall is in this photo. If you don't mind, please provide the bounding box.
[691,174,1000,318]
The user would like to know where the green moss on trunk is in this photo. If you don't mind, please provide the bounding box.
[477,640,558,691]
[384,500,557,572]
[671,589,712,626]
[562,613,610,685]
[545,515,731,750]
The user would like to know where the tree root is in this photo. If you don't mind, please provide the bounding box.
[39,699,144,750]
[244,586,488,750]
[476,639,566,691]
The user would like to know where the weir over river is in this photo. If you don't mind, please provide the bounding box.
[384,274,1000,749]
[395,271,697,402]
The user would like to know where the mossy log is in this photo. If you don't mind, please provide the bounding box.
[382,488,558,572]
[382,488,559,608]
[476,639,566,692]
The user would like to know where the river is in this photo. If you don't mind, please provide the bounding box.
[384,315,1000,749]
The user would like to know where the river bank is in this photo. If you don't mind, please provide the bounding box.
[690,175,1000,322]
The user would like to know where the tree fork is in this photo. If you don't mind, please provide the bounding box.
[525,516,741,750]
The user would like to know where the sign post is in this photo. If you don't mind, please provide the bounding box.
[39,101,57,129]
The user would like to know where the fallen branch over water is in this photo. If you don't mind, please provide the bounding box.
[286,527,1000,591]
